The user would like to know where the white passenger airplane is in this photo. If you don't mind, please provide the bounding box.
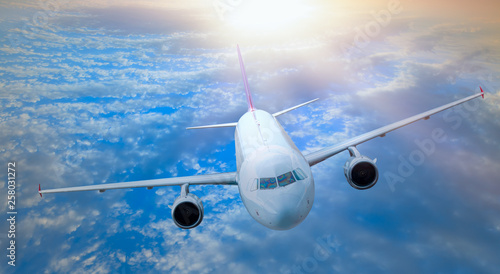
[39,45,485,230]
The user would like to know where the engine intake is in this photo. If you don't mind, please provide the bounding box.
[343,147,378,190]
[171,185,204,229]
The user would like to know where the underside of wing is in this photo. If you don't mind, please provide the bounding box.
[39,172,237,195]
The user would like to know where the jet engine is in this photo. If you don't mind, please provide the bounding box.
[171,184,204,229]
[343,146,378,190]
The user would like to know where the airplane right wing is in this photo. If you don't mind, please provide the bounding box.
[39,172,237,196]
[305,88,485,166]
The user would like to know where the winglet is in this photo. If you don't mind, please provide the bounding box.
[480,86,484,99]
[39,184,42,198]
[237,44,255,112]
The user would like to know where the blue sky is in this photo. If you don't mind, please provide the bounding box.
[1,0,500,273]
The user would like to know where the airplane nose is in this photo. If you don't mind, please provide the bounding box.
[273,212,298,230]
[247,177,314,231]
[268,194,303,230]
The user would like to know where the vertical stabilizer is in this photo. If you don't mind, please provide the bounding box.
[237,45,255,112]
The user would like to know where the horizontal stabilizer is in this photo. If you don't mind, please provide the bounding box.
[186,122,238,130]
[273,98,319,117]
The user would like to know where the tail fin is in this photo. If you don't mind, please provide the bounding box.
[237,45,255,112]
[186,45,254,130]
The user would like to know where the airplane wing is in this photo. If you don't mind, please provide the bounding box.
[305,89,484,166]
[39,172,237,196]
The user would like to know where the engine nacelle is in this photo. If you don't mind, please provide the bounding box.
[171,191,204,229]
[343,147,378,190]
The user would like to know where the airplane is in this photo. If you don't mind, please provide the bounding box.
[39,45,485,231]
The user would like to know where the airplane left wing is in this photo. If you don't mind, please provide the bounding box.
[39,172,237,196]
[305,89,484,166]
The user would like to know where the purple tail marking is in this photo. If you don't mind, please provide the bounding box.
[237,45,255,112]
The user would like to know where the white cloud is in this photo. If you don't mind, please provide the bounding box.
[1,1,499,273]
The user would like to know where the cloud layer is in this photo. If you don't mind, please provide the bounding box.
[1,0,499,273]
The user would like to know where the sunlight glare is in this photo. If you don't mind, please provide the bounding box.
[227,0,314,34]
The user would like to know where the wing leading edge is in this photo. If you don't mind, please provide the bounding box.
[305,89,484,166]
[39,172,237,195]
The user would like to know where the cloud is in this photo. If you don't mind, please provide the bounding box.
[1,0,499,273]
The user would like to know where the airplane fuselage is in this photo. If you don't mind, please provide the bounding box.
[235,109,314,230]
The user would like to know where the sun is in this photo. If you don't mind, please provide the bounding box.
[225,0,315,34]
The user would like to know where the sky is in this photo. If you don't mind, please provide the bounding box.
[1,0,500,273]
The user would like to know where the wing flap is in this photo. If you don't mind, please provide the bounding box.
[39,172,237,195]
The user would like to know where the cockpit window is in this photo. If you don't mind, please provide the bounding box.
[277,171,296,187]
[250,178,258,191]
[258,168,307,190]
[260,177,277,189]
[293,168,308,180]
